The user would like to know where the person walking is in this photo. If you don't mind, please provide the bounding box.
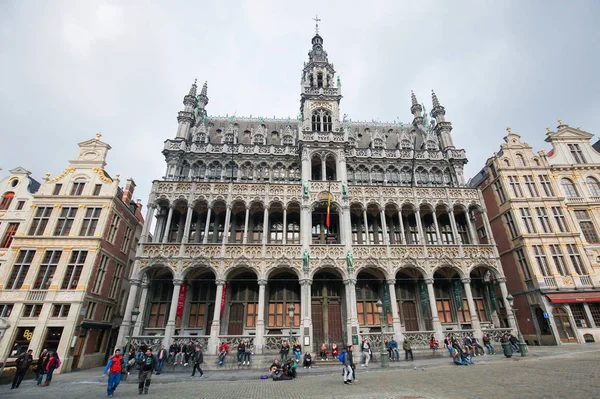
[185,340,194,366]
[36,349,48,386]
[11,349,33,389]
[137,348,157,395]
[360,338,371,367]
[342,345,354,384]
[190,346,204,378]
[43,352,61,387]
[237,340,246,365]
[156,345,168,374]
[126,347,137,375]
[102,348,125,398]
[403,339,413,361]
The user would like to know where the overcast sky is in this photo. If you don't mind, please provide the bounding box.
[1,0,599,204]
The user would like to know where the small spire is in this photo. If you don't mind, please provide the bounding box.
[431,90,440,108]
[188,79,198,96]
[313,15,321,34]
[201,81,208,96]
[411,90,418,106]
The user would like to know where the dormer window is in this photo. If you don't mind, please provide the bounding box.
[311,110,332,132]
[224,133,234,144]
[373,139,383,149]
[253,135,265,145]
[283,136,294,145]
[426,141,437,150]
[568,144,586,164]
[70,181,85,196]
[400,140,411,149]
[317,73,323,88]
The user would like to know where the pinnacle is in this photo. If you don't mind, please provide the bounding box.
[411,90,418,106]
[201,81,208,96]
[188,79,198,96]
[432,90,440,108]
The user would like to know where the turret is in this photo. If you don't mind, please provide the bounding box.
[175,80,200,140]
[430,90,454,149]
[410,91,423,126]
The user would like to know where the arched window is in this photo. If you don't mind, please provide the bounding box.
[431,168,443,184]
[271,131,280,145]
[272,163,285,181]
[373,139,384,149]
[356,166,369,183]
[288,163,299,181]
[561,178,579,198]
[587,176,600,197]
[443,168,452,185]
[347,167,355,183]
[426,141,437,150]
[400,167,412,183]
[0,192,15,210]
[208,162,222,180]
[241,162,254,180]
[253,134,264,145]
[179,162,190,179]
[283,135,294,145]
[192,162,206,179]
[416,167,429,185]
[257,162,269,180]
[503,159,510,167]
[386,167,399,184]
[400,140,411,149]
[311,110,332,132]
[372,166,384,183]
[515,154,525,167]
[224,133,234,144]
[317,72,323,88]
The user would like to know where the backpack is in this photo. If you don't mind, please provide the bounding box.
[338,351,345,363]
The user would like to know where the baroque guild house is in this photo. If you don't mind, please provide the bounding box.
[118,30,515,355]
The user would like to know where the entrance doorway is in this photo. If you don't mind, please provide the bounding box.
[311,271,344,351]
[552,307,577,343]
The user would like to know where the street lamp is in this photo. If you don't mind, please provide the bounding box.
[376,300,389,368]
[506,294,528,357]
[288,304,295,344]
[125,307,140,352]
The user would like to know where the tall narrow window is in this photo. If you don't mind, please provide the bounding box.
[504,211,518,239]
[0,222,19,248]
[79,207,102,236]
[568,143,586,164]
[106,213,121,243]
[535,207,552,233]
[28,207,52,236]
[515,248,532,280]
[532,245,551,276]
[561,178,579,198]
[0,192,15,210]
[7,250,36,289]
[33,250,62,289]
[120,225,132,253]
[52,184,62,195]
[92,255,109,294]
[61,250,88,290]
[519,208,536,234]
[566,244,585,275]
[508,176,523,198]
[16,201,25,210]
[93,184,102,196]
[515,154,526,167]
[493,180,506,203]
[108,263,124,299]
[549,244,568,276]
[70,181,86,195]
[538,175,554,196]
[586,177,600,197]
[551,207,568,232]
[574,210,599,243]
[53,207,77,236]
[523,175,539,197]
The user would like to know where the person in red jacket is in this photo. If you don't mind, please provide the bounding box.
[102,349,125,398]
[218,341,229,365]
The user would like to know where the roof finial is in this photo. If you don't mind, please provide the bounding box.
[431,90,440,108]
[201,81,208,96]
[506,127,512,133]
[96,132,102,140]
[411,90,417,106]
[558,119,563,125]
[546,127,551,132]
[313,15,321,34]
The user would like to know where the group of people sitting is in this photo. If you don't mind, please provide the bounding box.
[444,333,498,366]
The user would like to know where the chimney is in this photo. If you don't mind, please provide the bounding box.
[122,178,136,205]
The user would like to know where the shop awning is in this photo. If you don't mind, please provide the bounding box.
[546,292,600,303]
[81,321,113,330]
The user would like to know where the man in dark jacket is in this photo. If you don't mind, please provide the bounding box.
[185,341,194,366]
[11,349,33,389]
[168,340,179,365]
[190,346,204,377]
[137,348,157,395]
[342,345,354,384]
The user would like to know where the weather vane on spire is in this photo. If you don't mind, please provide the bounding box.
[313,15,321,34]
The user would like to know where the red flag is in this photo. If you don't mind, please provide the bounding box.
[326,191,331,228]
[220,284,227,317]
[176,283,187,317]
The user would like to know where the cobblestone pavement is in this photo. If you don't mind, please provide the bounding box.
[3,347,599,398]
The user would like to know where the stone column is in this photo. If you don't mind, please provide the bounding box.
[344,278,359,344]
[481,210,496,245]
[282,207,287,245]
[176,212,186,242]
[208,280,225,354]
[415,209,425,245]
[163,279,182,344]
[262,206,270,245]
[380,209,389,245]
[462,278,482,337]
[300,278,312,347]
[448,209,460,245]
[202,206,212,244]
[432,211,441,245]
[387,279,402,340]
[222,204,232,244]
[466,211,479,245]
[161,205,174,243]
[182,204,194,244]
[255,279,267,354]
[153,211,164,243]
[426,278,443,339]
[141,204,156,243]
[132,281,149,335]
[398,211,406,244]
[321,157,327,181]
[243,206,250,244]
[497,278,517,331]
[116,279,141,348]
[363,209,370,245]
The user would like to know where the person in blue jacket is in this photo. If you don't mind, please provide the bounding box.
[102,348,126,397]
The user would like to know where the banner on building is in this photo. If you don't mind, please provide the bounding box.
[418,279,430,315]
[220,284,227,317]
[453,279,463,310]
[176,283,187,317]
[383,283,392,316]
[487,282,498,313]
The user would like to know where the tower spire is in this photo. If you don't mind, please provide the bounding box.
[188,79,198,96]
[430,90,454,149]
[431,89,440,108]
[313,15,321,34]
[410,91,423,126]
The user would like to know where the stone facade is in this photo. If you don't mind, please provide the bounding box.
[119,32,512,355]
[470,123,600,345]
[0,135,144,371]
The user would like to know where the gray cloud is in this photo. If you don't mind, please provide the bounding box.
[1,0,599,203]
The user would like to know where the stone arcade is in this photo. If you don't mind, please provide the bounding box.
[117,29,516,356]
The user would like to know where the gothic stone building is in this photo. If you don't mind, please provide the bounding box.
[118,32,515,355]
[0,136,144,371]
[471,123,600,345]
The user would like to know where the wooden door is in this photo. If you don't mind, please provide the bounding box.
[228,303,244,335]
[312,303,324,351]
[71,333,87,370]
[553,307,577,343]
[402,301,419,331]
[328,302,343,346]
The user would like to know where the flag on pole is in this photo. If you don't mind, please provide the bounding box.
[326,181,332,228]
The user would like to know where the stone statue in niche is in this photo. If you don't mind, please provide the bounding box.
[342,182,348,197]
[303,250,310,271]
[303,181,309,198]
[346,251,354,271]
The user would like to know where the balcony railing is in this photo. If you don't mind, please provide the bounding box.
[576,275,593,287]
[26,290,47,301]
[543,276,557,288]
